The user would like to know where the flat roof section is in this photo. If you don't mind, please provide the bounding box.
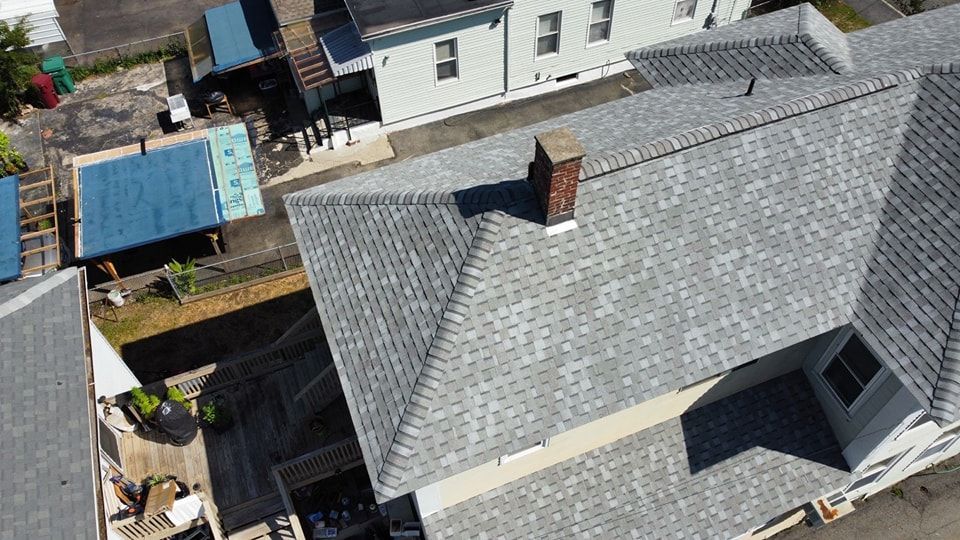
[0,174,20,281]
[206,0,278,74]
[77,140,222,259]
[344,0,512,39]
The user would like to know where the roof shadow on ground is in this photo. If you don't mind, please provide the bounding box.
[117,287,315,381]
[680,370,848,475]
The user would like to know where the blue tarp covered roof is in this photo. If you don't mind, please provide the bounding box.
[76,125,265,259]
[77,140,223,259]
[0,175,20,281]
[207,0,277,73]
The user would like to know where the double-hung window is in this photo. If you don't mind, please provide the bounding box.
[820,332,883,410]
[434,38,459,83]
[588,1,613,44]
[537,12,561,57]
[673,0,697,23]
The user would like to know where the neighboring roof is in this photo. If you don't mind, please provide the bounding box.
[0,174,20,282]
[270,0,345,25]
[0,268,99,540]
[343,0,512,39]
[320,22,373,77]
[75,125,264,259]
[628,4,853,86]
[205,0,278,73]
[286,2,960,520]
[422,371,849,539]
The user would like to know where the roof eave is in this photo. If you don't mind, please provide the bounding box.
[356,0,513,41]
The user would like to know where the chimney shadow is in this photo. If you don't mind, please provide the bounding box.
[451,179,543,224]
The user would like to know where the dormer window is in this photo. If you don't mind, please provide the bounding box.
[820,332,883,410]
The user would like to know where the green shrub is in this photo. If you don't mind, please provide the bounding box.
[200,401,232,429]
[70,41,186,83]
[166,387,192,411]
[36,218,53,230]
[0,19,38,119]
[168,258,197,295]
[129,387,161,418]
[0,131,27,174]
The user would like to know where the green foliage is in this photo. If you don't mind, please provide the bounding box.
[36,218,53,230]
[0,131,26,174]
[166,387,192,411]
[0,19,38,118]
[200,401,232,429]
[70,41,186,83]
[145,473,167,487]
[168,257,197,295]
[905,0,924,14]
[890,485,904,498]
[129,387,161,418]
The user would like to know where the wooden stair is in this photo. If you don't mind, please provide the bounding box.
[289,46,335,91]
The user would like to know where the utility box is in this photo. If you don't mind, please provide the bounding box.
[41,56,76,95]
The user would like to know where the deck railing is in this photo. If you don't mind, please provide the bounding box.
[274,437,364,490]
[141,330,324,400]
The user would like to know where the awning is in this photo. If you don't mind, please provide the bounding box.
[320,22,373,77]
[186,0,278,82]
[0,174,20,282]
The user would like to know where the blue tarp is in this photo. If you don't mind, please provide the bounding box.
[207,0,276,73]
[78,141,224,259]
[0,175,20,281]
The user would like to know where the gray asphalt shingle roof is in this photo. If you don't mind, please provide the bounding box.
[0,269,99,540]
[286,4,960,536]
[422,371,848,539]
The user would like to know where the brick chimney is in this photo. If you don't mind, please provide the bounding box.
[529,127,585,227]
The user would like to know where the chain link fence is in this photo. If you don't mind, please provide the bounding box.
[165,243,304,302]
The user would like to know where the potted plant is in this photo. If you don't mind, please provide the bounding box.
[166,387,192,411]
[199,399,233,433]
[129,387,161,420]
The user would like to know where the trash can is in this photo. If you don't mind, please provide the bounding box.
[31,73,58,109]
[41,56,76,95]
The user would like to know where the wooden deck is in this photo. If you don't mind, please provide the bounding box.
[118,350,353,520]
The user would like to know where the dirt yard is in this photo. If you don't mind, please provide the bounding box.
[94,272,315,382]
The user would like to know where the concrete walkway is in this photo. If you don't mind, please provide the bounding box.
[777,458,960,539]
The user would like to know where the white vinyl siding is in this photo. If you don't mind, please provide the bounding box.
[536,12,561,58]
[587,1,612,44]
[505,0,746,90]
[369,10,504,124]
[1,0,65,46]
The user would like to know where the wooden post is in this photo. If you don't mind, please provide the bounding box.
[97,258,126,290]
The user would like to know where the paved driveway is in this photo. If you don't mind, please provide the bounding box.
[55,0,227,53]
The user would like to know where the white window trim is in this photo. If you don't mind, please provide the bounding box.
[535,12,562,60]
[845,451,904,494]
[671,0,697,25]
[910,427,960,467]
[586,0,613,47]
[815,327,887,416]
[98,417,124,471]
[498,439,549,465]
[433,38,459,86]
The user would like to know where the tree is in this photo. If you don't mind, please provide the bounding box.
[0,19,38,118]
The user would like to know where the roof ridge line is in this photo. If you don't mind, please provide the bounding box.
[284,183,526,207]
[0,269,78,319]
[579,66,959,180]
[373,209,505,499]
[628,33,804,60]
[931,285,960,424]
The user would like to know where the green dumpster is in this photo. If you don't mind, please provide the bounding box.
[41,56,76,94]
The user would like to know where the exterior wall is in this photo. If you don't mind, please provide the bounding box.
[91,323,141,399]
[414,337,815,516]
[368,0,753,127]
[1,0,66,46]
[369,11,505,125]
[504,0,746,92]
